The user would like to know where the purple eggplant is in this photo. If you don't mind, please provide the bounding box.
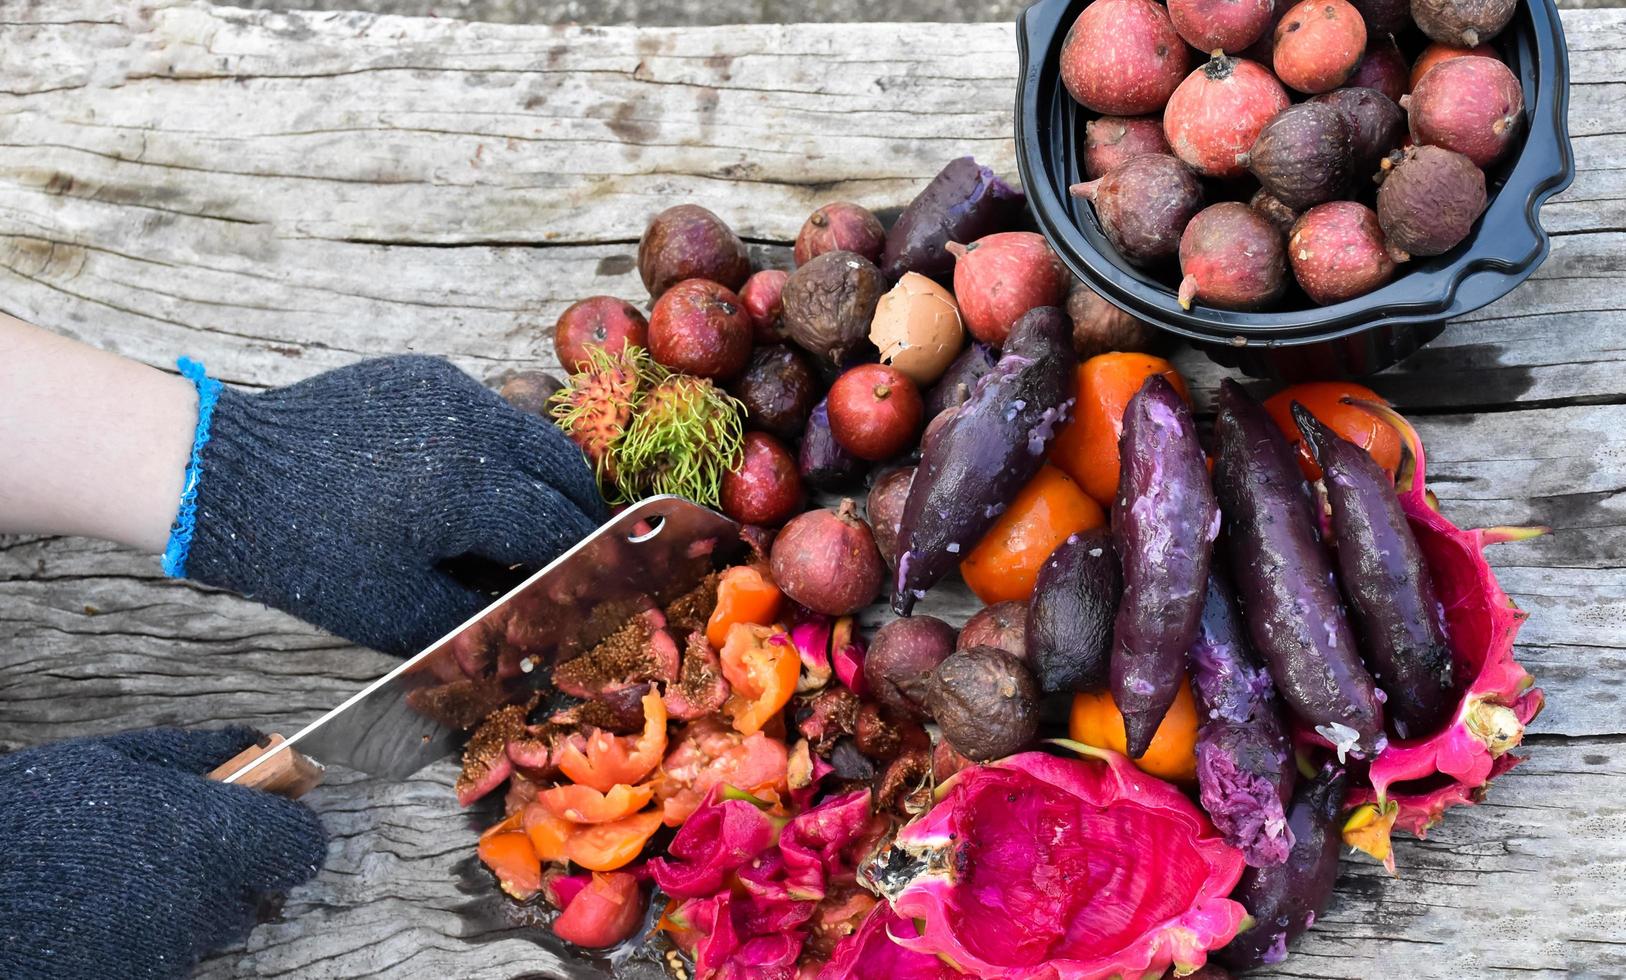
[1294,404,1454,740]
[1216,764,1348,971]
[798,397,864,490]
[1212,380,1385,760]
[1111,374,1219,757]
[924,342,999,420]
[1025,526,1120,693]
[1190,571,1296,867]
[892,307,1076,615]
[882,157,1026,285]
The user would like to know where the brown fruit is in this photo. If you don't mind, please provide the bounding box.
[1348,0,1409,36]
[1178,202,1288,311]
[739,269,790,343]
[1289,201,1398,304]
[781,250,886,364]
[1066,279,1159,359]
[1346,35,1409,103]
[1164,53,1291,178]
[865,615,958,720]
[1412,0,1515,47]
[647,279,753,380]
[866,464,915,567]
[636,204,751,299]
[928,646,1041,761]
[827,363,923,462]
[552,296,649,371]
[1376,144,1487,259]
[1310,86,1406,177]
[957,600,1029,661]
[1404,55,1524,168]
[730,344,820,441]
[1071,153,1205,267]
[1273,0,1367,94]
[1082,116,1174,180]
[1060,0,1190,115]
[1169,0,1277,54]
[720,431,804,527]
[946,232,1071,347]
[1249,188,1301,236]
[1246,102,1354,211]
[794,202,885,266]
[497,370,564,416]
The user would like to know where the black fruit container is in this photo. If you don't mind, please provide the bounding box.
[1015,0,1574,379]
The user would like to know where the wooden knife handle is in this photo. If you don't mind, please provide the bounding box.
[206,734,325,800]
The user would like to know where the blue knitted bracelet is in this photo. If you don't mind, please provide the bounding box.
[161,357,223,578]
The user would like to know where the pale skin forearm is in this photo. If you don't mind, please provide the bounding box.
[0,313,196,552]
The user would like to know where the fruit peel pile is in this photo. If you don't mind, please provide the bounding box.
[1061,0,1527,311]
[464,159,1543,977]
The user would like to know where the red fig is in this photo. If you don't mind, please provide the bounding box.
[1410,41,1499,89]
[1249,188,1300,235]
[1404,55,1524,168]
[647,279,753,380]
[1082,116,1173,180]
[637,204,751,299]
[1346,35,1409,103]
[1288,201,1398,304]
[553,296,649,371]
[1060,0,1190,115]
[1376,145,1487,259]
[1272,0,1367,94]
[1071,153,1205,267]
[946,232,1070,346]
[1311,86,1406,177]
[1412,0,1515,47]
[1169,0,1277,54]
[1246,102,1354,211]
[1178,202,1288,311]
[739,269,789,343]
[794,202,886,267]
[1164,53,1291,178]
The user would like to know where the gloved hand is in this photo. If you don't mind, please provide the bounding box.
[0,727,327,980]
[170,355,607,655]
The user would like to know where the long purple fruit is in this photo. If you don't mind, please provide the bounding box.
[881,157,1026,285]
[1212,380,1385,760]
[891,307,1075,615]
[1110,374,1219,757]
[1190,570,1296,867]
[1294,403,1454,740]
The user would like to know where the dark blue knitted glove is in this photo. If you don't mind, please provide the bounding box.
[172,355,607,655]
[0,727,327,980]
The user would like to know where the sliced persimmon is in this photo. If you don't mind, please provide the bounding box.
[478,830,542,900]
[719,623,800,736]
[556,691,669,793]
[705,565,783,649]
[522,800,576,862]
[565,809,664,872]
[539,782,656,824]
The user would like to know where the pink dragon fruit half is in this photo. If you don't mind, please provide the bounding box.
[863,748,1246,979]
[819,906,962,979]
[1342,402,1546,863]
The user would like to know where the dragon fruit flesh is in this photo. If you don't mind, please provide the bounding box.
[819,905,962,979]
[864,748,1246,979]
[1341,401,1546,860]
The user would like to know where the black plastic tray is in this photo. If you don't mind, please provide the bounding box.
[1015,0,1574,379]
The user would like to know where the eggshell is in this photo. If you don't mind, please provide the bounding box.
[868,272,965,386]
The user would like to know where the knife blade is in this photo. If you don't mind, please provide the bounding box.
[222,495,743,786]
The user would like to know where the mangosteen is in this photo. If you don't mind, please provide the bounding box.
[781,250,886,364]
[1310,87,1406,180]
[730,344,820,441]
[928,646,1041,762]
[1246,102,1354,211]
[1376,145,1487,259]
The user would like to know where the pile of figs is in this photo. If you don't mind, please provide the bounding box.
[1063,0,1525,311]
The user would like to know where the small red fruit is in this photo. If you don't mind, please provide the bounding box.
[1164,53,1291,178]
[739,269,790,343]
[827,364,924,461]
[637,204,752,299]
[553,296,649,371]
[647,279,753,380]
[1410,41,1499,90]
[794,202,886,266]
[946,232,1070,347]
[1404,55,1524,168]
[1060,0,1190,115]
[1347,34,1409,103]
[1289,201,1398,305]
[1071,154,1205,268]
[1082,116,1173,180]
[1178,202,1288,311]
[1169,0,1276,54]
[1273,0,1367,94]
[721,432,805,527]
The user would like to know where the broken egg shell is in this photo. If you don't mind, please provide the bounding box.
[869,272,966,387]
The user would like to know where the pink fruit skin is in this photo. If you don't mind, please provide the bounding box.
[1082,116,1173,180]
[1410,41,1499,90]
[1169,0,1277,54]
[948,232,1070,347]
[1164,55,1292,178]
[1061,0,1191,115]
[553,296,649,371]
[1178,202,1288,310]
[1343,407,1544,842]
[1404,55,1525,168]
[740,269,790,343]
[1273,0,1367,94]
[1289,201,1397,305]
[1348,35,1410,103]
[871,749,1246,979]
[647,278,753,380]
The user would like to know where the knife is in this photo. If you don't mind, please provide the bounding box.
[217,495,744,791]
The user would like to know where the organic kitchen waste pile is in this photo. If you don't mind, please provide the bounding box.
[455,145,1545,977]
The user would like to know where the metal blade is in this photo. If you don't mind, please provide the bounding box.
[223,496,743,785]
